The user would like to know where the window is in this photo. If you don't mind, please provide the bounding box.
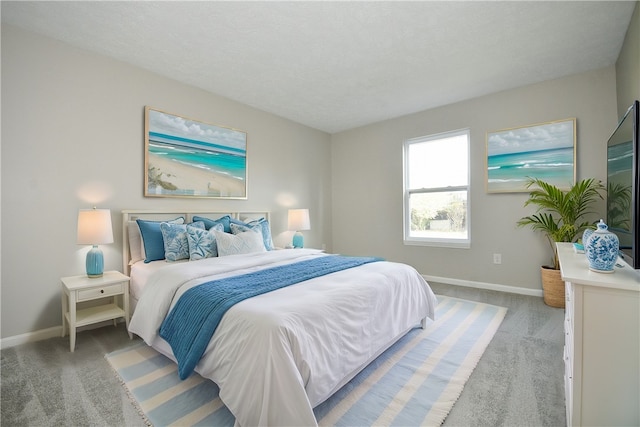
[403,129,470,248]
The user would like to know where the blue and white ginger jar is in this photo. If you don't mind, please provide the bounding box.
[585,219,619,273]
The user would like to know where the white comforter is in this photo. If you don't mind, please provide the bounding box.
[129,249,437,426]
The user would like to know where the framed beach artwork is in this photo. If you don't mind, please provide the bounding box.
[144,107,247,199]
[486,118,576,193]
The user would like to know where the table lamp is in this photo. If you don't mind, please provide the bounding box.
[77,207,114,278]
[288,208,310,248]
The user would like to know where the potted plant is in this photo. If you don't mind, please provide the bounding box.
[517,177,604,307]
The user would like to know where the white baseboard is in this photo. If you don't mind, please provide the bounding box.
[1,326,62,350]
[422,274,543,298]
[1,319,125,350]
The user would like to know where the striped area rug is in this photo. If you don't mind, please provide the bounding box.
[106,296,506,426]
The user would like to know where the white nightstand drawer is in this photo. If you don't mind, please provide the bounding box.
[77,283,124,301]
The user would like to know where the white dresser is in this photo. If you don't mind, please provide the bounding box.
[557,242,640,426]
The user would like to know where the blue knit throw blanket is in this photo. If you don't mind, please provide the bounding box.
[159,255,382,379]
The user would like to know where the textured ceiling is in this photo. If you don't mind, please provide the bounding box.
[2,1,636,133]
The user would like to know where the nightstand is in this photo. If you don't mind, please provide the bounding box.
[61,270,131,352]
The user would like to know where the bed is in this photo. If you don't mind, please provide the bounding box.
[124,210,438,426]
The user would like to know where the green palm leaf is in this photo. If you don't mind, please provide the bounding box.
[517,177,604,269]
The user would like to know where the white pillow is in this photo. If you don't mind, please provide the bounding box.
[127,221,144,264]
[213,229,266,257]
[230,220,274,251]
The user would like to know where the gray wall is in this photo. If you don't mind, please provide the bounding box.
[616,1,640,118]
[331,67,618,293]
[1,25,332,339]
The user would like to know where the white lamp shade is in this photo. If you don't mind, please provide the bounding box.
[288,209,310,231]
[77,208,114,245]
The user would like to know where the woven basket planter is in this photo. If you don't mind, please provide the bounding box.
[541,266,565,308]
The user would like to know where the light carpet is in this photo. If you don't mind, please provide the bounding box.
[106,295,506,426]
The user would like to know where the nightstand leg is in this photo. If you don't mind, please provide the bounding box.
[69,293,77,352]
[61,289,67,338]
[112,295,117,326]
[124,286,131,339]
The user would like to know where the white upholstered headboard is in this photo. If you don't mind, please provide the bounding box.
[121,209,271,276]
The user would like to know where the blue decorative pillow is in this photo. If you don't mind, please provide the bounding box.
[193,215,231,233]
[230,218,274,250]
[214,228,266,257]
[160,221,205,262]
[186,223,224,260]
[136,217,185,263]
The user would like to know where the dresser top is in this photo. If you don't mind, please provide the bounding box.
[557,242,640,291]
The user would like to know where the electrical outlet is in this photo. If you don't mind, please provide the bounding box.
[493,253,502,264]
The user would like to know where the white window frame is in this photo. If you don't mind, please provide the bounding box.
[403,129,471,248]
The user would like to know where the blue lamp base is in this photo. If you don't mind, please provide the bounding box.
[86,245,104,278]
[292,232,304,248]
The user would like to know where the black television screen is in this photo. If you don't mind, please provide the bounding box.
[607,100,640,269]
